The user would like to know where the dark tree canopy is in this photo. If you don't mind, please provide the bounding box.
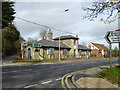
[83,1,120,24]
[2,24,20,42]
[2,1,16,28]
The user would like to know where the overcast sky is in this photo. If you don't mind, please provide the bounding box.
[14,1,118,48]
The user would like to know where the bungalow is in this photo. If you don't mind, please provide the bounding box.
[87,42,109,57]
[21,29,91,59]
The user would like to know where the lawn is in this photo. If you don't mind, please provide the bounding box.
[99,66,120,86]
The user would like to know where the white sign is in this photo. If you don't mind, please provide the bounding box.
[108,31,120,43]
[105,31,120,43]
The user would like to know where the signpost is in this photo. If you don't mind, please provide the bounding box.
[33,43,41,47]
[105,30,120,69]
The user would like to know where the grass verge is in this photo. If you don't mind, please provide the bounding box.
[98,66,120,86]
[12,59,59,63]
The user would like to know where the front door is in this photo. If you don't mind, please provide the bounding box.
[74,49,76,58]
[28,48,31,59]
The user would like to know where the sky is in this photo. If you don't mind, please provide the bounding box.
[14,1,119,48]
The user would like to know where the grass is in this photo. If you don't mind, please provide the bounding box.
[98,66,120,86]
[13,58,59,63]
[112,57,119,58]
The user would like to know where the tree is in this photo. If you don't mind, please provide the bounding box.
[2,24,20,55]
[83,1,120,23]
[112,46,119,57]
[2,24,20,42]
[40,29,48,40]
[14,36,25,50]
[2,1,16,28]
[81,41,87,46]
[27,38,34,45]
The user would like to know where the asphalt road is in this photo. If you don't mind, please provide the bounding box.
[2,58,119,88]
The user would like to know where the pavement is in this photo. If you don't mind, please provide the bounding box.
[73,64,120,89]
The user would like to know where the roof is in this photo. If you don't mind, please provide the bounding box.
[38,40,70,49]
[53,35,79,40]
[91,42,108,50]
[78,45,91,51]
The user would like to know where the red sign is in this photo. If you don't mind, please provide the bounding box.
[115,29,120,31]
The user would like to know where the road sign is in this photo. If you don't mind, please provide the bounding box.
[105,31,120,43]
[33,43,41,47]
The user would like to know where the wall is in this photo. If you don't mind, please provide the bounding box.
[54,39,79,58]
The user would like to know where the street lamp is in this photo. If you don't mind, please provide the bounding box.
[59,9,69,61]
[20,40,25,59]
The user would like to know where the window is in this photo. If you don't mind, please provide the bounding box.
[63,49,67,55]
[74,40,76,46]
[35,48,40,52]
[86,50,89,55]
[79,50,82,55]
[48,48,54,55]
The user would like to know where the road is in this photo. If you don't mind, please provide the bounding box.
[2,58,119,88]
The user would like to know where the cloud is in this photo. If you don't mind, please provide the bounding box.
[14,2,118,48]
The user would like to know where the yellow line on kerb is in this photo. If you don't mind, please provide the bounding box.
[61,64,118,89]
[65,74,72,89]
[61,73,70,89]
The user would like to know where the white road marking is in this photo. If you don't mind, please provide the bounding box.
[24,84,37,88]
[41,80,53,84]
[3,69,32,73]
[34,64,39,65]
[91,62,96,63]
[24,69,32,71]
[56,78,62,81]
[3,70,22,73]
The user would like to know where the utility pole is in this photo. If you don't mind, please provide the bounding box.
[109,43,112,69]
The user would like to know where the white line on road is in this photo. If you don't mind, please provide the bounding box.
[3,69,32,74]
[3,70,22,73]
[56,78,62,81]
[24,84,37,88]
[24,69,32,71]
[41,80,53,84]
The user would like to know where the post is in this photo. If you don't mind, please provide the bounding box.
[21,43,23,59]
[118,6,120,85]
[58,9,69,61]
[59,13,61,61]
[118,42,120,65]
[109,43,112,69]
[4,38,6,56]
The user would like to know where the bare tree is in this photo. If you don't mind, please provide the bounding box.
[81,41,87,46]
[83,1,120,24]
[40,28,48,40]
[27,38,34,45]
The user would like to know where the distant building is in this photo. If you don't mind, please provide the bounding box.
[21,29,91,60]
[87,42,109,57]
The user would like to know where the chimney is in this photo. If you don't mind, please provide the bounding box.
[76,35,78,38]
[48,29,53,41]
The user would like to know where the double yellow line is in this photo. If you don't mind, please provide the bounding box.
[61,63,118,89]
[61,70,85,89]
[61,66,108,89]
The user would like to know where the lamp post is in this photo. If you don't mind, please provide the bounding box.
[20,41,25,59]
[59,9,69,61]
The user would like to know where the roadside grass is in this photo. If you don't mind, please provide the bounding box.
[12,58,59,63]
[98,66,120,86]
[112,57,119,58]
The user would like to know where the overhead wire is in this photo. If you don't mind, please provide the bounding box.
[15,16,81,36]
